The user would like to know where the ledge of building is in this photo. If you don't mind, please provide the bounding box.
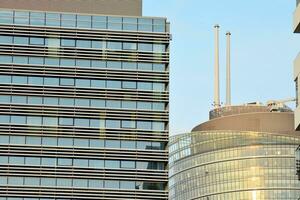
[0,0,142,16]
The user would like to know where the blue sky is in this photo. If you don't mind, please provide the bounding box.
[143,0,300,135]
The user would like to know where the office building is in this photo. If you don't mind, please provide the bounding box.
[294,0,300,130]
[0,0,170,199]
[169,104,300,200]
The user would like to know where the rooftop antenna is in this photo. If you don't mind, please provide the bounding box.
[226,32,231,106]
[213,24,220,108]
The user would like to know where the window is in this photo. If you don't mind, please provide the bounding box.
[153,63,165,71]
[122,62,137,70]
[43,117,58,126]
[105,180,120,189]
[12,76,27,84]
[90,119,104,128]
[77,40,92,48]
[41,177,56,186]
[29,57,44,65]
[91,60,106,68]
[59,118,74,126]
[29,37,44,45]
[76,59,90,68]
[138,18,153,32]
[91,80,105,88]
[8,176,24,185]
[73,178,88,188]
[45,57,59,66]
[10,115,26,124]
[153,122,165,131]
[121,140,136,149]
[92,16,107,29]
[137,121,152,130]
[153,44,166,53]
[138,43,152,51]
[74,138,89,147]
[137,102,152,110]
[153,103,165,111]
[41,157,56,166]
[12,56,28,65]
[75,118,90,127]
[73,159,89,168]
[91,41,104,49]
[121,161,135,169]
[137,141,151,149]
[107,17,122,30]
[61,39,75,47]
[106,100,121,108]
[28,96,43,105]
[90,99,105,108]
[60,78,75,86]
[89,179,103,188]
[105,160,120,168]
[107,61,121,69]
[0,35,13,44]
[123,42,137,50]
[59,98,74,106]
[107,42,122,50]
[61,14,76,28]
[60,58,75,67]
[123,17,138,31]
[58,137,73,147]
[90,139,104,148]
[0,95,10,103]
[44,77,59,86]
[0,135,9,144]
[0,55,12,63]
[0,156,8,164]
[42,137,57,146]
[120,181,135,189]
[27,116,42,125]
[76,79,91,88]
[57,178,72,187]
[153,83,165,91]
[122,81,137,89]
[122,101,136,109]
[11,96,27,104]
[138,63,152,71]
[0,115,9,123]
[106,120,120,128]
[137,82,152,90]
[28,77,43,85]
[77,15,92,28]
[75,99,90,107]
[46,38,60,47]
[10,136,25,144]
[25,157,41,165]
[26,136,41,145]
[121,120,136,129]
[46,13,61,26]
[106,140,120,148]
[9,156,25,165]
[57,158,72,166]
[44,97,59,105]
[152,142,164,150]
[107,80,121,89]
[89,159,104,168]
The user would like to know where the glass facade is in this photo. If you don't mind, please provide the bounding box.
[169,131,300,200]
[0,7,169,200]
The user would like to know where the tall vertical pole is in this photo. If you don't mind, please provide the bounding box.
[214,24,220,108]
[226,32,231,106]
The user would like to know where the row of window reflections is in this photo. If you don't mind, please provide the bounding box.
[0,135,165,150]
[0,156,164,170]
[0,176,165,190]
[0,75,166,91]
[0,95,165,111]
[0,35,167,52]
[0,55,166,72]
[0,10,167,33]
[0,115,165,130]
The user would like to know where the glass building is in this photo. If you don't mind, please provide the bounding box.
[0,0,170,199]
[169,105,300,200]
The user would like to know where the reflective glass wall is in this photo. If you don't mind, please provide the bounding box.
[169,131,300,200]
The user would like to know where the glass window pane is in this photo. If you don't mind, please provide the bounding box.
[75,99,90,107]
[0,115,10,123]
[91,41,104,49]
[0,55,12,63]
[106,140,120,148]
[77,40,92,48]
[27,116,42,125]
[57,158,72,166]
[11,115,26,124]
[75,79,91,88]
[105,180,120,189]
[122,62,137,70]
[61,39,75,47]
[91,80,105,88]
[0,156,8,164]
[137,141,151,149]
[121,120,136,129]
[107,61,121,69]
[89,179,103,188]
[25,157,41,165]
[107,42,122,50]
[120,181,135,189]
[90,99,105,108]
[121,140,136,149]
[153,102,165,111]
[59,98,74,106]
[45,57,60,66]
[138,63,152,71]
[42,137,57,146]
[153,122,165,131]
[137,121,152,130]
[12,76,27,84]
[107,80,121,89]
[76,59,91,68]
[29,37,45,45]
[153,83,165,91]
[44,77,59,86]
[74,138,89,147]
[90,139,104,148]
[123,42,137,50]
[74,118,90,127]
[106,100,121,108]
[91,60,106,68]
[0,95,10,103]
[60,58,75,67]
[122,81,136,89]
[11,96,27,104]
[57,178,72,187]
[137,102,152,110]
[59,118,74,126]
[10,136,25,144]
[43,117,58,126]
[153,63,165,71]
[41,157,56,166]
[28,77,43,85]
[0,35,13,44]
[89,159,104,168]
[44,97,59,105]
[58,137,73,147]
[73,178,88,188]
[9,156,25,165]
[153,44,166,52]
[28,57,44,65]
[121,161,135,169]
[8,176,23,185]
[137,82,152,90]
[105,160,120,169]
[122,101,136,109]
[106,120,120,128]
[26,136,41,145]
[46,38,60,47]
[60,78,75,86]
[0,135,9,144]
[138,43,152,51]
[90,119,105,128]
[41,177,56,186]
[73,159,89,168]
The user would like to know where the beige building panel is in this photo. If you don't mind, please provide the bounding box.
[0,0,142,16]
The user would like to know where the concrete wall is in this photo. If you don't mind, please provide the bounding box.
[192,112,297,134]
[0,0,142,16]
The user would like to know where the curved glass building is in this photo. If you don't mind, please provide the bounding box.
[169,105,300,200]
